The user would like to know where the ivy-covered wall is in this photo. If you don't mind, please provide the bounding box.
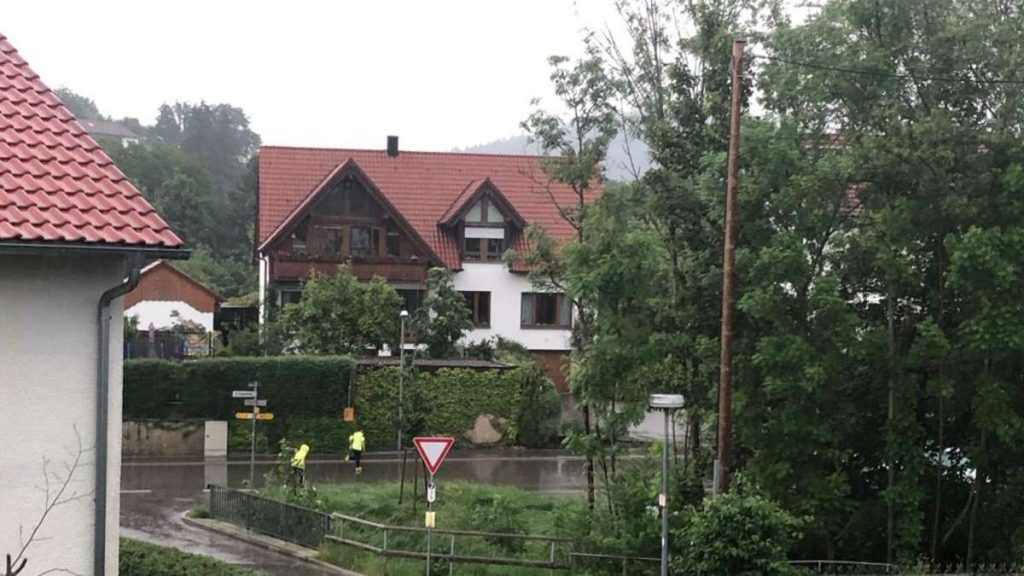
[124,358,560,454]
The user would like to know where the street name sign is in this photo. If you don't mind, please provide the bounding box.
[244,399,268,407]
[232,390,257,399]
[413,437,455,476]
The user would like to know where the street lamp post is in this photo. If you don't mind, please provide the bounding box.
[397,310,409,453]
[650,393,685,576]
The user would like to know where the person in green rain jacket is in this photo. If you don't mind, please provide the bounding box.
[347,430,365,469]
[290,443,310,487]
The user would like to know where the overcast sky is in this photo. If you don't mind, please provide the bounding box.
[4,1,622,152]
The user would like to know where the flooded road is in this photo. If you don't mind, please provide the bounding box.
[120,449,589,574]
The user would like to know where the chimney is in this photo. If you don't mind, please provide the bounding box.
[387,135,399,158]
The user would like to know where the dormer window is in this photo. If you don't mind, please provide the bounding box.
[462,197,508,261]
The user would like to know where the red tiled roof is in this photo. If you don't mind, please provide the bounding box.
[258,146,590,269]
[0,33,181,248]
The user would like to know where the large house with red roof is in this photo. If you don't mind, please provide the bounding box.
[256,139,591,390]
[0,32,185,575]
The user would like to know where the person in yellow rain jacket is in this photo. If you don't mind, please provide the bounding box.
[290,443,310,487]
[347,430,366,470]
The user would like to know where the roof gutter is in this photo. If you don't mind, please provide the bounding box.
[92,252,145,575]
[0,240,190,260]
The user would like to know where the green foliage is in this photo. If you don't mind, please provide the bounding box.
[54,87,102,120]
[510,363,562,448]
[351,367,539,451]
[414,267,474,358]
[280,267,402,355]
[119,538,256,575]
[674,484,804,576]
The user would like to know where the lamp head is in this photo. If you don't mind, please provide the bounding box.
[400,310,409,318]
[649,394,684,410]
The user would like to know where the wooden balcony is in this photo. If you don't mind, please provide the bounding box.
[270,257,428,284]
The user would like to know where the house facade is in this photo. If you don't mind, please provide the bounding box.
[256,141,592,391]
[0,32,185,576]
[124,260,220,333]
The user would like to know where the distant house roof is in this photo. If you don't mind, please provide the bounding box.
[257,147,593,270]
[0,32,182,249]
[124,260,221,312]
[79,119,139,140]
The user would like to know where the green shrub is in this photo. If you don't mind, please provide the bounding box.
[673,482,804,576]
[119,538,256,575]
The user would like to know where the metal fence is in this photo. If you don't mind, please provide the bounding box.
[208,485,332,548]
[328,511,577,571]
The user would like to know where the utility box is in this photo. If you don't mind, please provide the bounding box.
[204,420,227,458]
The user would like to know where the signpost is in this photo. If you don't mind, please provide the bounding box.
[232,382,267,488]
[413,437,454,576]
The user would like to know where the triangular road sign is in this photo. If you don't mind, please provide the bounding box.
[413,437,454,475]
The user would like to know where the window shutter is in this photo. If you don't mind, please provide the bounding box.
[558,295,572,327]
[521,293,533,325]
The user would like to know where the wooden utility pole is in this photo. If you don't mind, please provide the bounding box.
[716,38,745,495]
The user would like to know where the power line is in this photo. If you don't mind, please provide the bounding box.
[752,53,1024,85]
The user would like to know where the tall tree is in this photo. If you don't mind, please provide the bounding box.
[415,267,474,358]
[521,42,619,509]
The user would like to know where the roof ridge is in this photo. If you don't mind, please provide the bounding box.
[260,144,553,161]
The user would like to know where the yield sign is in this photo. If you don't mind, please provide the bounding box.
[413,437,454,475]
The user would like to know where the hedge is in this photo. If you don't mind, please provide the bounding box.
[124,357,561,453]
[124,356,353,420]
[119,538,256,575]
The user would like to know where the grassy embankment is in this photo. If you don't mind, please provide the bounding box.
[266,482,586,576]
[120,538,258,575]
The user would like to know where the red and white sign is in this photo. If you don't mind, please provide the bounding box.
[413,437,454,475]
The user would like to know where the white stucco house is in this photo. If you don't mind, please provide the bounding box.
[0,32,186,575]
[256,139,593,393]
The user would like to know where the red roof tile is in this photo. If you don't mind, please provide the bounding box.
[258,147,593,269]
[0,32,182,249]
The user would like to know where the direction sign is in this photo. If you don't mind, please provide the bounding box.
[235,412,275,421]
[244,399,268,407]
[413,437,454,475]
[232,390,257,399]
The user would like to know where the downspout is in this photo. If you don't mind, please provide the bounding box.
[94,254,143,576]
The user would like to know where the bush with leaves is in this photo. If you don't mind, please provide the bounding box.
[414,267,473,358]
[119,538,256,575]
[673,481,804,576]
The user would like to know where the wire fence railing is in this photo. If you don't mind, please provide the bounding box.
[208,484,332,549]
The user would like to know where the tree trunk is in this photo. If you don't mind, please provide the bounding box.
[966,434,986,569]
[930,396,944,559]
[886,285,896,564]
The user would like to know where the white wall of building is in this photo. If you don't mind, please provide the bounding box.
[124,300,214,332]
[0,253,126,575]
[452,262,571,351]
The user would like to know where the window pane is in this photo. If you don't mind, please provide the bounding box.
[535,293,557,325]
[464,237,481,259]
[371,228,380,255]
[351,226,372,256]
[386,226,400,257]
[478,292,491,326]
[318,226,342,258]
[348,185,373,216]
[486,238,504,260]
[465,200,483,223]
[521,293,533,325]
[399,289,423,312]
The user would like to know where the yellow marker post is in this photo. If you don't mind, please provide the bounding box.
[425,511,436,528]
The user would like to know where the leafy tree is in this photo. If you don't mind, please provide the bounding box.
[414,267,473,358]
[521,42,619,509]
[54,87,102,121]
[674,481,804,576]
[280,267,401,355]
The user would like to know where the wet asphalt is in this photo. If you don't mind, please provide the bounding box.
[119,449,589,574]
